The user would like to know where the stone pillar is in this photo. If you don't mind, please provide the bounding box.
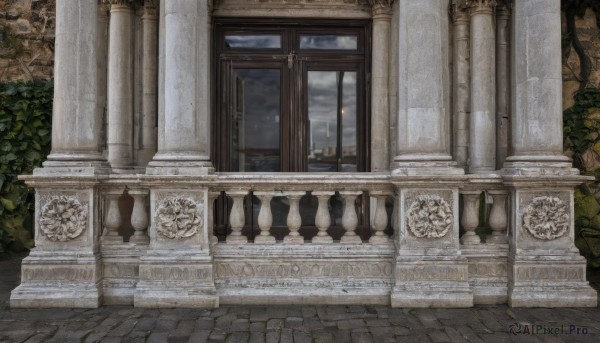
[147,0,214,175]
[137,0,159,168]
[468,0,496,173]
[503,0,575,174]
[451,1,470,169]
[391,0,462,176]
[40,0,109,175]
[107,0,134,172]
[369,0,393,172]
[495,1,510,170]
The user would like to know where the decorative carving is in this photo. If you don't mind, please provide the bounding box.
[449,0,469,23]
[40,196,87,242]
[465,0,497,13]
[407,195,453,238]
[215,261,394,279]
[155,197,203,239]
[522,196,569,240]
[369,0,394,18]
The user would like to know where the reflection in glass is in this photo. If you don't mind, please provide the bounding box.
[231,69,281,172]
[225,35,281,49]
[300,35,358,50]
[307,71,357,172]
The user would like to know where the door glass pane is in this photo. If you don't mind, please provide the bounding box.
[341,72,357,172]
[299,35,358,50]
[308,71,338,172]
[225,35,281,49]
[307,71,357,172]
[230,69,281,172]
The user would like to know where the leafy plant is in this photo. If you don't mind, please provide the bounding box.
[0,81,53,256]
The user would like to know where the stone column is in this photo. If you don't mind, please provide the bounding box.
[392,0,462,175]
[467,0,496,173]
[369,0,393,172]
[137,0,159,168]
[147,0,214,175]
[495,1,510,169]
[503,0,574,174]
[40,0,109,174]
[451,1,470,169]
[107,0,134,172]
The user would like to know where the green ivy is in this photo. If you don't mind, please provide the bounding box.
[0,81,53,256]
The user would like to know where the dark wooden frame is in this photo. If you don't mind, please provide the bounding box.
[213,18,372,240]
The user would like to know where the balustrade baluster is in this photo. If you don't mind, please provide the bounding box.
[254,191,276,244]
[283,191,305,244]
[129,190,150,245]
[102,192,123,244]
[312,191,334,244]
[208,191,220,245]
[369,191,392,244]
[227,191,249,244]
[487,190,508,244]
[460,191,481,245]
[340,191,363,244]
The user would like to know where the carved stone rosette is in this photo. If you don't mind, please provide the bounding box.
[407,195,453,238]
[155,197,203,239]
[522,196,569,240]
[39,196,87,242]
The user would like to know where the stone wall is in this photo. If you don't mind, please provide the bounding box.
[563,7,600,109]
[0,0,55,82]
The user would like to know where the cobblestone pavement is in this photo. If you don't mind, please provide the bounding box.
[1,256,600,343]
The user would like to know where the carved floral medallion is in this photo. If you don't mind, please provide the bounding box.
[39,196,87,242]
[522,196,569,240]
[407,195,453,238]
[155,197,203,239]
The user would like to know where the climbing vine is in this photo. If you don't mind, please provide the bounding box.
[0,81,53,256]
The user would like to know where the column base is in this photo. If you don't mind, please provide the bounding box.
[508,254,597,307]
[390,256,473,307]
[134,253,218,308]
[146,153,214,176]
[37,159,111,176]
[502,156,579,176]
[10,252,102,308]
[254,235,276,244]
[391,157,464,176]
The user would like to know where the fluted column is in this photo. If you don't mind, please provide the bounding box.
[42,0,108,173]
[147,0,213,175]
[107,0,134,172]
[495,1,511,169]
[138,0,159,168]
[369,0,394,171]
[392,0,461,175]
[468,0,496,173]
[504,0,573,172]
[451,1,470,169]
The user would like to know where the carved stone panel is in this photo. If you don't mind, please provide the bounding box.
[155,197,204,239]
[522,196,569,240]
[39,196,87,242]
[407,195,453,238]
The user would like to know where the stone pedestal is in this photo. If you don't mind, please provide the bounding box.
[390,184,473,307]
[11,184,103,308]
[505,177,597,307]
[134,188,218,308]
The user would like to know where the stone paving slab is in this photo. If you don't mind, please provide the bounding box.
[1,256,600,342]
